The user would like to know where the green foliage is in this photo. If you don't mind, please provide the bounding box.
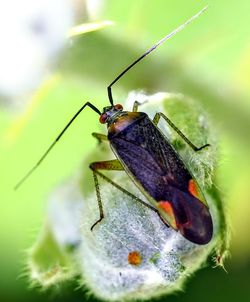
[1,1,250,301]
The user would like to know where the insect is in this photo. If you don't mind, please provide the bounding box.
[15,6,213,245]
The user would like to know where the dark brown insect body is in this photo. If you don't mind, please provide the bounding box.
[102,109,213,244]
[15,7,212,245]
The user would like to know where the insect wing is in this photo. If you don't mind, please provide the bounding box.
[109,113,196,202]
[109,113,213,244]
[158,185,213,244]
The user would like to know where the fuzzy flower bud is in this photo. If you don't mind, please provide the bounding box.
[28,92,229,300]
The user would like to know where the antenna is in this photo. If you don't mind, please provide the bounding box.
[14,102,101,190]
[15,6,208,189]
[107,5,208,105]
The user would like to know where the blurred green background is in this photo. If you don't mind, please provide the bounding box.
[1,0,250,301]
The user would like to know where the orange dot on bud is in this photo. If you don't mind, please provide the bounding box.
[128,251,142,266]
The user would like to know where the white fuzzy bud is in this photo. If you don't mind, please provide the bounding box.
[28,93,229,300]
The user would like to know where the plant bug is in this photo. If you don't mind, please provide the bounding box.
[15,6,213,245]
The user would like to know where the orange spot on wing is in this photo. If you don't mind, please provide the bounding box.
[128,251,142,266]
[188,179,200,199]
[158,201,177,229]
[158,201,173,216]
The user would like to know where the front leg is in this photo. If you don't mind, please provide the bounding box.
[92,132,108,144]
[132,100,148,112]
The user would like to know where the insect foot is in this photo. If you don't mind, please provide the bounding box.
[27,92,229,300]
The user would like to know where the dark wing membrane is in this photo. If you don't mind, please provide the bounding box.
[166,185,213,244]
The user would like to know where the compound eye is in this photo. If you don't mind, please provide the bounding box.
[99,113,108,124]
[114,104,123,110]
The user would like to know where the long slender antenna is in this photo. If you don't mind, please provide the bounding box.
[14,102,101,190]
[107,5,208,105]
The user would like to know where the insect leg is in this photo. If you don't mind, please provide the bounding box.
[89,159,124,230]
[89,160,167,229]
[153,112,210,151]
[132,100,148,112]
[92,132,108,144]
